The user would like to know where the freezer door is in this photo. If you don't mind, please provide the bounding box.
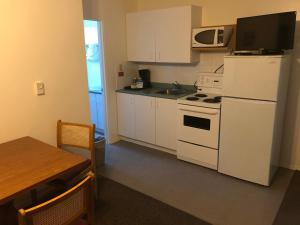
[218,97,276,186]
[223,56,283,101]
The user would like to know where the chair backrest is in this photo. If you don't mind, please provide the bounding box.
[57,120,95,151]
[57,120,97,180]
[18,173,95,225]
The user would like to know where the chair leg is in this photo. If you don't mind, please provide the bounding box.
[91,154,98,200]
[94,176,98,200]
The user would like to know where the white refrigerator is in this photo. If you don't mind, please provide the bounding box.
[218,55,290,186]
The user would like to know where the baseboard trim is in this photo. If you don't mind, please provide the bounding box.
[279,163,299,171]
[107,135,121,144]
[293,165,300,171]
[120,136,177,156]
[117,137,300,172]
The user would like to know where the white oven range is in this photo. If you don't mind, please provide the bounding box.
[176,74,222,170]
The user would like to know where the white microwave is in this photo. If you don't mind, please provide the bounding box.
[192,26,233,48]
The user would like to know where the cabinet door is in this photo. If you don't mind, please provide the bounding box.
[155,98,177,150]
[117,93,135,139]
[155,6,192,63]
[126,11,156,62]
[134,95,156,144]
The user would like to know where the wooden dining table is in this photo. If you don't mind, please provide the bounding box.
[0,136,90,225]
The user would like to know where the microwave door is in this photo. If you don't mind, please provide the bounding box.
[195,30,216,46]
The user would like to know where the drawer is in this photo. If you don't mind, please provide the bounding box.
[177,141,218,170]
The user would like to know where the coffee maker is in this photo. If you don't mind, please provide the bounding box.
[138,69,151,88]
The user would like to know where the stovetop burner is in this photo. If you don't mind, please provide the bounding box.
[186,97,199,101]
[194,94,208,98]
[203,98,221,103]
[178,93,221,109]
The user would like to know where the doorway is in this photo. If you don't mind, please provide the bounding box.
[83,20,106,140]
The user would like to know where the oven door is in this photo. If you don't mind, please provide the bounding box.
[177,104,220,149]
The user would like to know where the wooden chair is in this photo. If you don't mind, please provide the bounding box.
[54,120,98,197]
[19,173,95,225]
[57,120,96,174]
[30,121,97,205]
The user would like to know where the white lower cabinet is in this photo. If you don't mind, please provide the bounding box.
[117,93,177,150]
[117,93,135,139]
[134,95,156,144]
[155,98,177,150]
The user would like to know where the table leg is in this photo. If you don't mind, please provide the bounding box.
[0,201,18,225]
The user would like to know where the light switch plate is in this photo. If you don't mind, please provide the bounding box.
[35,81,45,96]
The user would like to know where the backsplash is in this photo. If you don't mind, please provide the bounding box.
[116,62,138,90]
[137,52,228,85]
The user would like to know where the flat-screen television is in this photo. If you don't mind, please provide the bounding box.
[236,11,296,54]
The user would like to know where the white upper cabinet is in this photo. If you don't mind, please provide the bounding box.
[126,5,202,63]
[126,11,156,62]
[155,6,197,63]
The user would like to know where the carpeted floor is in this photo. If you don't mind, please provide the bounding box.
[99,141,293,225]
[96,177,211,225]
[273,171,300,225]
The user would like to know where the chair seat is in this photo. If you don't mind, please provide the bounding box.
[49,162,91,189]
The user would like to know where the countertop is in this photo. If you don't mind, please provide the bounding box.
[116,83,196,100]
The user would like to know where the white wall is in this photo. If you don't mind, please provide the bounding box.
[0,1,91,145]
[137,0,299,25]
[82,0,138,143]
[136,0,300,170]
[138,53,226,84]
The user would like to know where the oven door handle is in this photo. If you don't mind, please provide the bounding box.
[178,107,219,115]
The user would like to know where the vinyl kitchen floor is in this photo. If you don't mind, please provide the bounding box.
[98,141,293,225]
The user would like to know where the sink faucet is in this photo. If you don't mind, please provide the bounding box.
[172,81,182,89]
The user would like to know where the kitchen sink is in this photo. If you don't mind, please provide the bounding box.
[156,89,186,95]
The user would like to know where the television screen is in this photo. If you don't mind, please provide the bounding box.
[236,11,296,52]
